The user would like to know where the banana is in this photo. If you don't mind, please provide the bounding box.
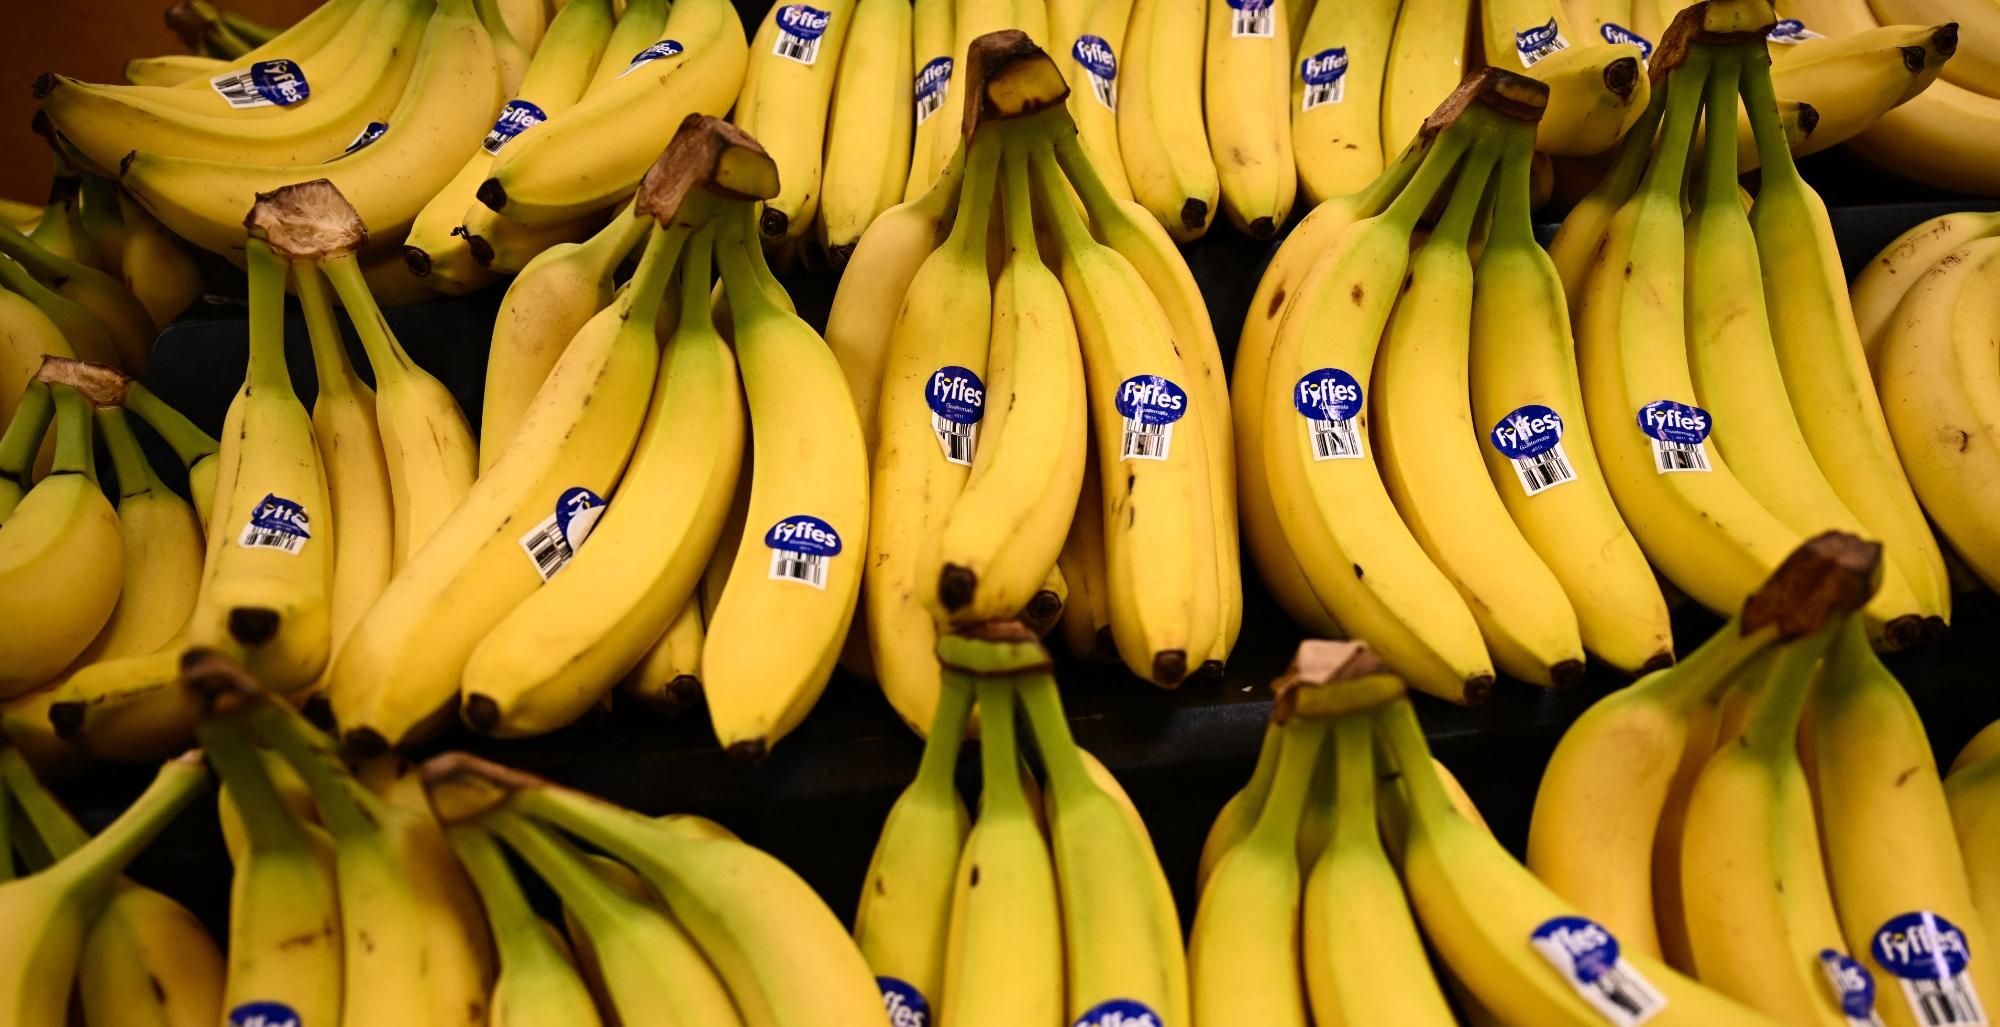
[1046,109,1241,673]
[93,0,393,122]
[168,0,376,89]
[932,130,1087,628]
[1374,125,1587,688]
[296,261,392,688]
[736,0,858,243]
[0,223,157,372]
[44,641,207,764]
[0,253,124,368]
[0,754,209,1027]
[474,0,530,96]
[193,701,343,1027]
[311,251,478,568]
[1049,0,1135,204]
[1118,0,1218,241]
[36,0,431,174]
[479,0,749,227]
[75,175,123,278]
[216,745,321,867]
[439,755,884,1027]
[1382,0,1471,157]
[937,673,1064,1026]
[1947,753,2000,963]
[903,0,955,199]
[827,143,964,461]
[1484,0,1580,73]
[1375,694,1779,1026]
[1204,0,1294,237]
[1868,0,1998,97]
[975,632,1187,1027]
[1954,720,2000,776]
[1197,722,1278,892]
[119,0,501,258]
[1678,611,1864,1025]
[586,0,670,94]
[621,595,707,713]
[1849,78,2000,211]
[1470,128,1669,675]
[1545,74,1663,305]
[1030,142,1200,685]
[1876,237,2000,593]
[1189,714,1324,1026]
[0,378,51,525]
[864,120,997,731]
[0,292,72,460]
[854,662,973,1017]
[1691,55,1926,646]
[1741,46,1953,630]
[1291,0,1397,206]
[1814,618,2000,1027]
[25,159,98,270]
[1851,209,2000,370]
[184,236,332,694]
[72,404,203,665]
[704,202,870,756]
[114,194,205,333]
[123,381,221,533]
[0,382,123,698]
[124,53,230,87]
[1301,712,1459,1026]
[819,0,914,262]
[480,807,744,1027]
[237,681,492,1027]
[446,824,605,1027]
[1750,24,1946,165]
[1574,44,1804,621]
[326,197,690,754]
[1532,43,1650,156]
[460,223,744,738]
[1259,106,1493,704]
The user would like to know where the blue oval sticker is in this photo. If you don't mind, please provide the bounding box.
[1292,368,1363,421]
[1073,999,1163,1027]
[879,977,932,1027]
[1072,35,1117,80]
[1872,912,1974,981]
[765,515,842,557]
[1635,400,1711,445]
[230,1002,303,1027]
[1600,22,1654,58]
[1302,48,1348,85]
[1491,404,1564,459]
[483,99,548,154]
[1531,916,1622,985]
[776,4,831,39]
[1819,949,1879,1019]
[926,365,985,425]
[1115,376,1188,426]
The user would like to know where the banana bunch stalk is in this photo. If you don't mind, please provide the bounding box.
[836,31,1237,737]
[422,748,886,1026]
[852,620,1187,1025]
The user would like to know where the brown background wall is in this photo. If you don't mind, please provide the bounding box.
[2,0,320,203]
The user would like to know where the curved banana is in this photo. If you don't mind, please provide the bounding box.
[1374,127,1585,687]
[1381,0,1470,157]
[1749,23,1947,167]
[704,204,870,756]
[0,254,123,368]
[119,0,501,258]
[1291,0,1397,206]
[621,594,707,713]
[1868,0,1999,96]
[818,0,913,262]
[1118,0,1218,241]
[1482,0,1578,73]
[114,194,205,333]
[0,383,123,698]
[76,880,226,1027]
[1055,452,1117,662]
[1204,0,1294,237]
[0,222,156,373]
[734,0,857,243]
[1049,0,1134,204]
[71,405,202,666]
[1850,208,2000,370]
[585,0,669,94]
[124,53,230,87]
[460,224,743,737]
[446,824,605,1027]
[479,0,748,227]
[1532,43,1649,156]
[902,0,955,199]
[1947,752,2000,962]
[123,381,220,532]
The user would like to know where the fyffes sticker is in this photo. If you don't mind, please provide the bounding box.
[1115,375,1188,461]
[1300,48,1349,110]
[482,99,548,154]
[620,39,685,77]
[339,121,388,157]
[209,59,310,109]
[238,494,311,554]
[1072,999,1163,1027]
[879,977,932,1027]
[1073,34,1118,110]
[229,1003,302,1027]
[1768,18,1823,44]
[914,56,953,126]
[1491,404,1575,495]
[1871,913,1987,1026]
[765,514,841,589]
[926,365,985,466]
[1529,916,1668,1026]
[1514,18,1568,67]
[1637,400,1712,472]
[1293,368,1364,461]
[518,486,606,581]
[1225,0,1275,38]
[1600,22,1654,59]
[773,5,832,63]
[1817,950,1886,1027]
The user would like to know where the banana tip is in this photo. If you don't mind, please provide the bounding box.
[666,675,703,711]
[46,701,84,740]
[826,243,855,272]
[461,693,500,733]
[226,607,281,646]
[1151,650,1188,687]
[339,726,389,762]
[1179,199,1208,232]
[938,565,977,611]
[726,739,768,763]
[30,73,56,99]
[474,178,507,214]
[758,207,788,242]
[403,245,433,278]
[1550,659,1586,689]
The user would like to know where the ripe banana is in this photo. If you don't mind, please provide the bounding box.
[0,223,157,373]
[704,203,870,756]
[119,0,502,258]
[1947,752,2000,963]
[819,0,914,262]
[621,594,707,713]
[480,0,749,226]
[1868,0,1999,96]
[460,224,744,737]
[1374,126,1586,687]
[123,381,220,533]
[0,382,123,698]
[1118,0,1218,241]
[1204,0,1294,237]
[1055,450,1117,662]
[902,0,955,199]
[586,0,670,94]
[0,254,123,369]
[1291,0,1397,206]
[124,53,229,87]
[1532,43,1650,156]
[1851,208,2000,370]
[1382,0,1471,157]
[0,378,52,524]
[1483,0,1579,73]
[114,193,205,333]
[446,824,605,1027]
[1753,23,1946,165]
[1049,0,1135,204]
[73,404,202,665]
[735,0,858,243]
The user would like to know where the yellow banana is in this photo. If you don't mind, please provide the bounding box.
[1850,208,2000,371]
[124,381,221,534]
[1204,0,1294,237]
[114,194,205,333]
[1049,0,1135,204]
[1382,0,1471,157]
[72,404,202,665]
[1291,0,1397,206]
[1532,43,1650,156]
[620,594,708,713]
[819,0,914,262]
[1118,0,1218,241]
[903,0,956,199]
[446,824,606,1027]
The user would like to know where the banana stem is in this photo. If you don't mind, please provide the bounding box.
[318,253,421,386]
[914,128,971,233]
[1486,127,1538,252]
[0,222,72,281]
[998,130,1039,263]
[974,677,1027,815]
[621,209,698,331]
[47,384,95,480]
[42,754,207,889]
[713,205,785,327]
[675,222,718,338]
[483,806,655,929]
[1326,714,1376,843]
[1374,700,1458,830]
[506,782,673,879]
[1431,131,1505,249]
[1579,73,1670,215]
[196,714,320,855]
[1821,615,1890,704]
[123,382,218,470]
[243,240,293,395]
[97,407,162,500]
[1738,621,1842,757]
[247,698,387,841]
[1737,44,1802,189]
[0,776,11,882]
[446,823,549,960]
[1026,142,1092,255]
[1696,51,1742,213]
[0,748,89,858]
[940,126,1003,260]
[1014,669,1093,798]
[0,380,53,485]
[912,668,976,802]
[1378,124,1478,233]
[577,198,656,280]
[1242,717,1326,844]
[1637,46,1713,208]
[1039,110,1122,230]
[293,263,368,404]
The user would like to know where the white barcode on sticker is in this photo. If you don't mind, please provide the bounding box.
[237,493,311,555]
[1231,3,1274,37]
[1122,418,1173,461]
[1514,442,1576,494]
[1651,439,1709,474]
[914,57,952,125]
[934,416,976,465]
[1515,18,1569,68]
[769,550,829,588]
[1309,417,1363,461]
[518,517,573,580]
[239,527,305,554]
[1873,913,1990,1027]
[1901,978,1987,1026]
[1301,48,1347,110]
[1530,917,1667,1027]
[517,486,607,582]
[208,59,309,109]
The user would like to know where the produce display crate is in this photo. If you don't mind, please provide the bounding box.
[54,191,2000,934]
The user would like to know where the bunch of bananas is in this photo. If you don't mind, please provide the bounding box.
[827,31,1239,737]
[34,0,748,303]
[1776,0,2000,194]
[1851,209,2000,595]
[0,749,214,1025]
[1195,633,1795,1025]
[854,621,1187,1026]
[1530,530,1999,1027]
[162,0,284,61]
